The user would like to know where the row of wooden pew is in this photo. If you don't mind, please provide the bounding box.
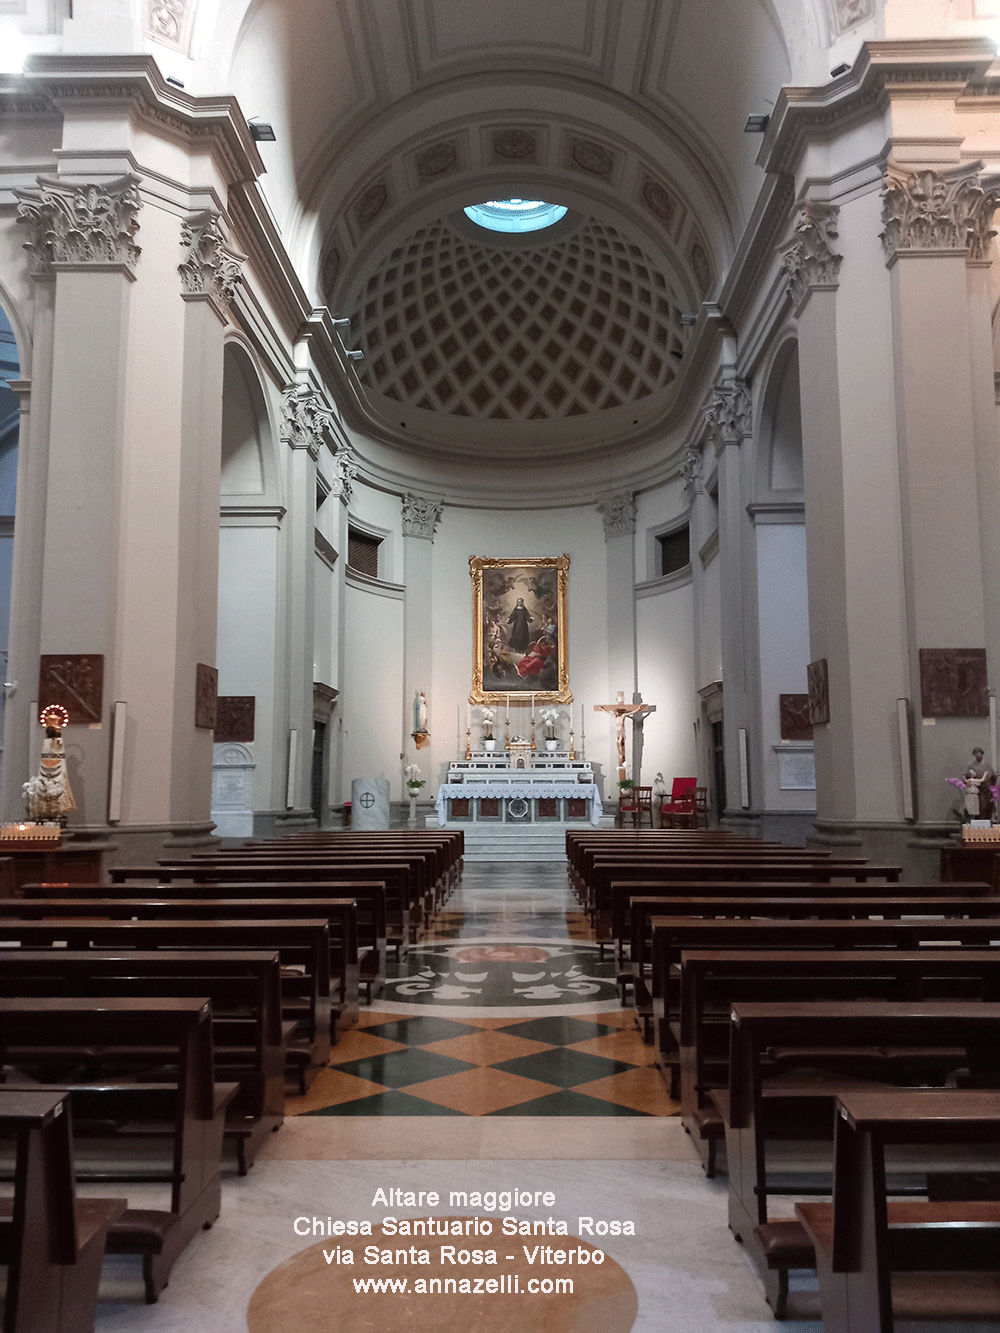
[0,829,463,1333]
[566,829,1000,1331]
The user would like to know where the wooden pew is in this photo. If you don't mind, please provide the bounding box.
[0,1089,126,1333]
[66,876,387,1003]
[6,893,366,1030]
[677,948,1000,1177]
[796,1089,1000,1333]
[649,916,1000,1093]
[0,949,285,1174]
[0,996,237,1304]
[0,918,332,1079]
[723,999,1000,1318]
[619,878,994,974]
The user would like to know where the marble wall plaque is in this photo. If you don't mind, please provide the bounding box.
[38,654,104,724]
[216,696,255,743]
[351,777,390,830]
[779,693,813,741]
[211,742,255,838]
[777,749,816,791]
[919,648,989,718]
[195,663,218,729]
[807,658,829,726]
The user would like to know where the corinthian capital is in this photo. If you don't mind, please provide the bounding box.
[880,162,1000,264]
[680,445,703,495]
[401,493,443,540]
[14,174,142,278]
[281,384,334,460]
[704,379,751,451]
[179,211,245,309]
[330,450,358,504]
[780,201,842,309]
[597,493,636,539]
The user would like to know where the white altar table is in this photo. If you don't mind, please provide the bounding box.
[435,781,602,826]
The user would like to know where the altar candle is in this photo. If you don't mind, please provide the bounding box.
[506,693,510,721]
[531,693,535,721]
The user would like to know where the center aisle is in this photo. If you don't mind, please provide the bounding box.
[286,861,677,1119]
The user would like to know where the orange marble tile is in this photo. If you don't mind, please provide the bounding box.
[566,1030,658,1066]
[571,1066,681,1117]
[402,1067,560,1115]
[328,1030,408,1064]
[418,1030,555,1065]
[286,1069,388,1115]
[353,1010,400,1028]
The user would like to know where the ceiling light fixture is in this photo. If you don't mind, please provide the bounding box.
[744,114,769,133]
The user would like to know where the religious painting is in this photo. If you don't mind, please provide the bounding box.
[807,658,829,726]
[779,693,813,741]
[470,554,571,704]
[919,648,989,718]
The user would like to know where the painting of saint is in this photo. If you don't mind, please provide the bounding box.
[470,555,571,703]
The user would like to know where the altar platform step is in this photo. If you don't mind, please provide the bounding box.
[438,820,611,862]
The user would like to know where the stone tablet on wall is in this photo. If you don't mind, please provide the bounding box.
[919,648,989,718]
[216,696,255,743]
[779,693,813,741]
[195,663,218,729]
[807,659,829,726]
[351,777,390,830]
[38,654,104,724]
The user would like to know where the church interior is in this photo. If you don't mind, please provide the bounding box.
[1,2,1000,1331]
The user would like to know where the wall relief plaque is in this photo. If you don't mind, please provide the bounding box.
[779,693,813,741]
[38,654,104,724]
[216,696,255,743]
[195,663,218,730]
[919,648,989,718]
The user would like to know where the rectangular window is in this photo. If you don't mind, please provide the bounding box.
[657,525,690,577]
[347,528,380,578]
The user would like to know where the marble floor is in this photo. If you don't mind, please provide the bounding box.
[85,860,978,1333]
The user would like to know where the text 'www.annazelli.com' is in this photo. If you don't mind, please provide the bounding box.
[351,1274,572,1295]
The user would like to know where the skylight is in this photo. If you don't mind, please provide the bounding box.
[463,199,568,233]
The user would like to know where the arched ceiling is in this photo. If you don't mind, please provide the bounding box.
[212,0,868,468]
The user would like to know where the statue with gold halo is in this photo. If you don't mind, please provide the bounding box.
[23,705,76,823]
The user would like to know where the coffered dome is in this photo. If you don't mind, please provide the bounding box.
[345,210,690,459]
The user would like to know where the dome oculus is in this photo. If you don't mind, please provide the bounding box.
[463,199,568,233]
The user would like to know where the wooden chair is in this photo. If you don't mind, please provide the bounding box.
[661,777,697,827]
[620,786,653,828]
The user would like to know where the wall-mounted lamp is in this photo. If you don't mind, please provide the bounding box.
[249,120,276,142]
[679,314,697,327]
[346,349,364,361]
[166,76,185,88]
[830,63,849,78]
[331,317,351,328]
[744,114,769,133]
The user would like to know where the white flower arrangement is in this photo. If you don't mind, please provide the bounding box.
[539,705,562,739]
[480,706,496,740]
[404,764,425,791]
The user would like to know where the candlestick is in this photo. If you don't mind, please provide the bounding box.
[569,728,575,761]
[530,693,535,722]
[506,693,510,722]
[465,727,471,761]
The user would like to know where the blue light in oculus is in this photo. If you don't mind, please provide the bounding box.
[463,199,568,233]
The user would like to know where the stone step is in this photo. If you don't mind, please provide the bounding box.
[452,822,582,862]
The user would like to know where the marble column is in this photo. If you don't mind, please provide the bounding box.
[597,493,637,778]
[705,376,754,826]
[278,375,332,826]
[402,493,442,783]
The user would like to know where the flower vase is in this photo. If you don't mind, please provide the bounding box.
[545,738,558,752]
[483,738,496,752]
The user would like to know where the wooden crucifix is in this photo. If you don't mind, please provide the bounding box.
[594,691,657,781]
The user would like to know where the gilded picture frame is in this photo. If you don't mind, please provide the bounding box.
[470,554,571,704]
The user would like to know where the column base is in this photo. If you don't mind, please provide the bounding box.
[74,820,221,870]
[809,818,956,881]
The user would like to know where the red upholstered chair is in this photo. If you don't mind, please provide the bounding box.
[661,776,697,828]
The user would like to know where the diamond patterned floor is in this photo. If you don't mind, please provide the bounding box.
[288,860,679,1118]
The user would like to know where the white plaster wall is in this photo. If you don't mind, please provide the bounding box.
[756,523,813,810]
[636,582,697,784]
[341,582,404,799]
[700,551,722,688]
[421,504,611,796]
[634,476,688,582]
[217,524,279,809]
[313,554,334,686]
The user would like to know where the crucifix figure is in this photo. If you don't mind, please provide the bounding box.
[594,691,657,781]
